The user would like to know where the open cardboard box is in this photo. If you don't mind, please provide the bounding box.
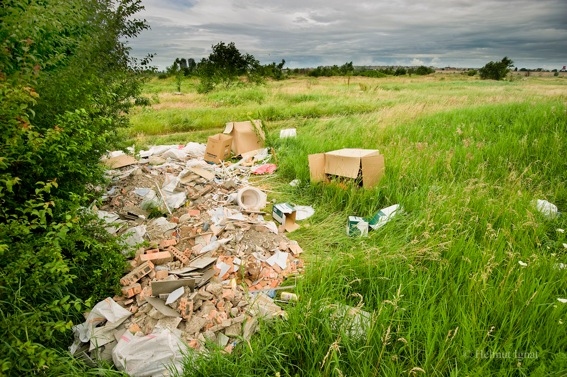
[204,133,233,164]
[272,203,300,232]
[223,120,265,156]
[308,148,385,189]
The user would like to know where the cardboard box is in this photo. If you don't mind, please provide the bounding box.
[272,203,300,232]
[204,134,233,164]
[223,120,265,156]
[308,148,385,189]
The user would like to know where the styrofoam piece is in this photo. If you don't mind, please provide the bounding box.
[280,128,297,138]
[294,205,315,221]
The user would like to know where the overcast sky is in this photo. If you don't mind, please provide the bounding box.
[128,0,567,70]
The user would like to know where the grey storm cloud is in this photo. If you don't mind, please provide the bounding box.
[127,0,567,70]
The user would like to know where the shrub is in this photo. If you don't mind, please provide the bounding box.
[0,0,148,374]
[479,57,514,80]
[415,65,435,75]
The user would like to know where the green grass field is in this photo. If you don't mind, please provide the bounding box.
[130,74,567,376]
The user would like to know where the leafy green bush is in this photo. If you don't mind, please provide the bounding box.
[414,65,435,75]
[358,69,388,78]
[479,56,514,80]
[0,0,148,374]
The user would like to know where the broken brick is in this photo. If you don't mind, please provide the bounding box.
[120,261,154,286]
[187,339,200,349]
[154,269,169,280]
[159,239,177,249]
[187,209,201,217]
[169,246,189,264]
[139,251,173,265]
[129,323,141,333]
[121,283,142,298]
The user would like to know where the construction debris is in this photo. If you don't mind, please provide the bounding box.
[71,141,303,375]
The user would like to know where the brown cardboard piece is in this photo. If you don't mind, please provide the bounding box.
[308,148,385,189]
[204,134,233,164]
[223,120,265,156]
[104,154,138,169]
[189,167,215,181]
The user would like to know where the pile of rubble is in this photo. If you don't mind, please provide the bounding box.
[71,142,306,375]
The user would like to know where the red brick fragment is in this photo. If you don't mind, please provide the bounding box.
[159,239,177,249]
[154,270,169,280]
[139,251,173,265]
[121,283,142,298]
[169,246,189,264]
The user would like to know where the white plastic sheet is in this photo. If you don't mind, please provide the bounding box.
[328,304,372,341]
[71,297,132,354]
[182,142,206,158]
[112,329,187,377]
[150,217,177,232]
[535,199,559,219]
[162,148,187,161]
[122,225,147,247]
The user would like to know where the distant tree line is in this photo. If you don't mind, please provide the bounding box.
[165,42,548,91]
[307,64,435,77]
[163,42,440,92]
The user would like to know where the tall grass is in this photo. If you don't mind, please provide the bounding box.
[132,75,567,376]
[130,75,564,139]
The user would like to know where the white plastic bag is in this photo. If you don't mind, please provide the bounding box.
[535,199,559,219]
[112,329,187,377]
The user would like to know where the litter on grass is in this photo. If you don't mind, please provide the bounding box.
[73,139,303,376]
[347,204,401,237]
[535,199,559,219]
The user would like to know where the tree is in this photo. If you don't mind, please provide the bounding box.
[184,58,197,76]
[479,57,514,80]
[415,65,435,75]
[196,41,261,92]
[394,66,407,76]
[263,59,287,80]
[167,59,183,91]
[0,0,149,373]
[172,57,197,76]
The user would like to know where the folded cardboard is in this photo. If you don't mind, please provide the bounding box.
[272,203,300,232]
[367,204,401,230]
[204,134,233,164]
[104,154,138,169]
[223,120,265,156]
[308,148,385,189]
